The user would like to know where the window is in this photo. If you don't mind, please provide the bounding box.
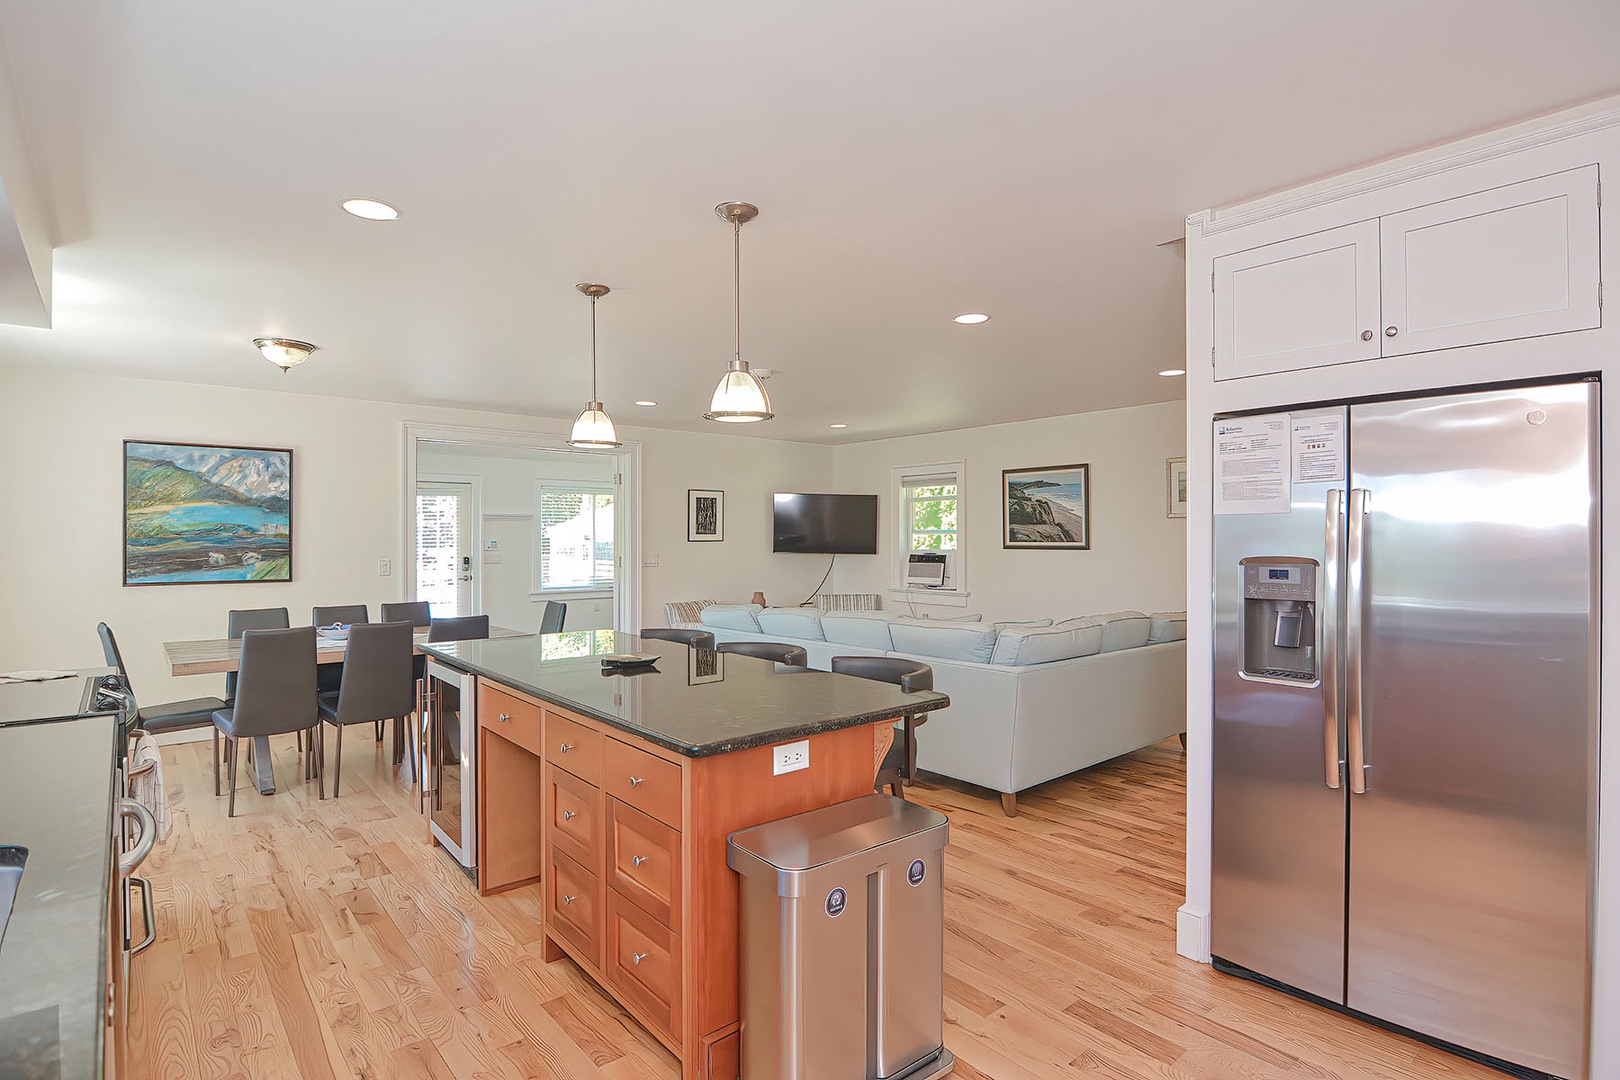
[895,462,966,594]
[535,483,615,593]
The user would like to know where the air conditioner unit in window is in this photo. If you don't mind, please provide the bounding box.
[906,552,947,587]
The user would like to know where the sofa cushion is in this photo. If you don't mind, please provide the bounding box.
[993,618,1053,633]
[1073,610,1151,652]
[821,612,899,650]
[888,620,999,663]
[699,604,764,632]
[991,619,1105,666]
[756,607,826,640]
[1148,611,1187,644]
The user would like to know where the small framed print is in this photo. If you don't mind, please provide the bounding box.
[688,642,725,685]
[688,489,724,542]
[1166,457,1188,519]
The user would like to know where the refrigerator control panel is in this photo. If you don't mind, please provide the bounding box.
[1243,562,1315,602]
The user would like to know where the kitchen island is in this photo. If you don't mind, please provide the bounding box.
[420,630,949,1080]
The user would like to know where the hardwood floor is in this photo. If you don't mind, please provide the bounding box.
[130,735,1507,1080]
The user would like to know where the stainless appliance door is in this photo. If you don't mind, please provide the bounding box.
[426,660,478,869]
[1211,407,1349,1002]
[1346,382,1596,1079]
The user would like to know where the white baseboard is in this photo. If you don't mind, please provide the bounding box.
[1176,904,1211,963]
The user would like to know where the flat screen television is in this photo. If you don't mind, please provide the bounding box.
[772,493,879,554]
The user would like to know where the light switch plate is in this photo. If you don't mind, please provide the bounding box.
[773,740,809,776]
[643,553,660,567]
[377,558,391,577]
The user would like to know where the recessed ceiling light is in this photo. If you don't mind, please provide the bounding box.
[634,400,658,407]
[341,198,399,221]
[1158,368,1186,377]
[953,313,990,325]
[829,423,848,429]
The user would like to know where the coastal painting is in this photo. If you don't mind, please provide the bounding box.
[124,441,293,585]
[1003,463,1089,549]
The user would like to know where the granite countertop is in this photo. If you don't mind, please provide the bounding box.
[0,712,119,1080]
[421,631,950,757]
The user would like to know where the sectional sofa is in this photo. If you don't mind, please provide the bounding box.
[685,604,1188,815]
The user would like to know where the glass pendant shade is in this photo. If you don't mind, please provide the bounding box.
[705,359,773,422]
[569,402,620,448]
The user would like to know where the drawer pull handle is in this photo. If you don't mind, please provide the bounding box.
[498,712,511,723]
[628,776,644,788]
[632,854,648,868]
[632,951,649,965]
[559,742,574,753]
[563,894,577,905]
[563,810,577,822]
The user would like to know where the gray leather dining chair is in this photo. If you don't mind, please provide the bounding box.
[539,601,566,634]
[318,621,416,797]
[312,605,370,697]
[381,601,433,769]
[639,627,716,649]
[427,615,490,642]
[210,627,321,816]
[830,656,934,800]
[226,607,290,703]
[380,601,432,627]
[97,622,228,787]
[716,641,808,666]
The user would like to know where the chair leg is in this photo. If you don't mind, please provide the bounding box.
[889,780,904,799]
[227,737,240,817]
[213,729,221,797]
[334,723,344,798]
[315,725,326,800]
[376,719,383,742]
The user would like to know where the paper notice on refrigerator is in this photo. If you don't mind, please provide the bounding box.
[1292,414,1345,483]
[1214,414,1292,514]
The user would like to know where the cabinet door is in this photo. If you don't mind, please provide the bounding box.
[477,727,544,894]
[1213,219,1381,381]
[1380,165,1600,357]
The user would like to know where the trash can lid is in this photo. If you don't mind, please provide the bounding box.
[727,794,947,875]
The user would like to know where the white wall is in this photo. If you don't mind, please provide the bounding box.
[0,366,834,706]
[417,442,617,632]
[829,401,1187,622]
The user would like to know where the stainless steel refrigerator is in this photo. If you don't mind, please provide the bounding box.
[1212,380,1597,1080]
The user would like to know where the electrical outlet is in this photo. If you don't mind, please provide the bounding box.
[773,739,810,776]
[377,558,391,577]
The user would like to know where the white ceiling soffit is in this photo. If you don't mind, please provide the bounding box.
[0,3,1618,441]
[0,32,50,329]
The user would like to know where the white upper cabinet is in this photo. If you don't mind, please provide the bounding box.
[1213,165,1601,382]
[1380,166,1601,357]
[1214,221,1381,380]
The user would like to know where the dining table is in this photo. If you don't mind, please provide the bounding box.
[162,624,528,795]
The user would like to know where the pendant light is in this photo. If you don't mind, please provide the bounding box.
[567,283,622,449]
[705,201,774,423]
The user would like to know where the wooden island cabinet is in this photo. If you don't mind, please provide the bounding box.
[430,632,949,1080]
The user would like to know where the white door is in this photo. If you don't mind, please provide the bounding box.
[416,481,474,618]
[1379,165,1601,358]
[1213,219,1382,381]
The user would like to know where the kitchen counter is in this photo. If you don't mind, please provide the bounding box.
[0,712,120,1080]
[421,630,950,757]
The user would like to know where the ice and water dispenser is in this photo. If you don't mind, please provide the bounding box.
[1239,558,1320,684]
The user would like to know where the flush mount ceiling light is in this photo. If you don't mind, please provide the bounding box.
[340,198,399,221]
[1159,368,1187,377]
[953,312,991,325]
[567,283,622,449]
[705,201,774,424]
[253,337,317,372]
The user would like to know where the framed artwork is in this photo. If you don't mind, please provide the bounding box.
[688,488,724,542]
[1166,457,1189,518]
[1002,463,1089,549]
[123,440,293,585]
[688,642,725,685]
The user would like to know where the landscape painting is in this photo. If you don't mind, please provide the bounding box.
[124,441,292,585]
[1003,463,1089,549]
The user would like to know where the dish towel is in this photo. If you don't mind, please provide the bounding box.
[127,733,172,843]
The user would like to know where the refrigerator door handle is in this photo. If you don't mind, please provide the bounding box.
[1322,489,1343,789]
[1346,488,1369,794]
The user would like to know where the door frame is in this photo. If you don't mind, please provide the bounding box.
[402,422,642,633]
[415,473,483,616]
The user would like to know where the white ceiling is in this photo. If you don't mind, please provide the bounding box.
[2,2,1619,443]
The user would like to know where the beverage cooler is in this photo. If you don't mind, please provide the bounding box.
[425,659,478,872]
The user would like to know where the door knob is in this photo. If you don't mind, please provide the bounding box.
[1385,325,1399,337]
[628,776,644,788]
[632,854,648,868]
[1360,329,1374,341]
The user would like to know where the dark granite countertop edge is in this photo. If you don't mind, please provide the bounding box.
[420,644,949,758]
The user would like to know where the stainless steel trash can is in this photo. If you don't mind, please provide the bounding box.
[727,794,954,1080]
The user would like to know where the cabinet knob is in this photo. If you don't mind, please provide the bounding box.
[1385,325,1399,337]
[632,951,649,965]
[559,742,574,753]
[563,810,577,821]
[498,712,511,723]
[632,854,648,868]
[628,776,644,788]
[563,894,577,905]
[1360,329,1374,341]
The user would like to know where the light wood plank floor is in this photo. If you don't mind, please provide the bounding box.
[130,734,1506,1079]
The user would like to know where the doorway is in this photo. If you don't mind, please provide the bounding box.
[415,480,475,617]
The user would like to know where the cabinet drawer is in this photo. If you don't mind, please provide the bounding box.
[606,889,682,1045]
[478,683,542,756]
[548,763,603,873]
[608,799,681,927]
[546,711,604,785]
[548,847,601,968]
[603,738,682,827]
